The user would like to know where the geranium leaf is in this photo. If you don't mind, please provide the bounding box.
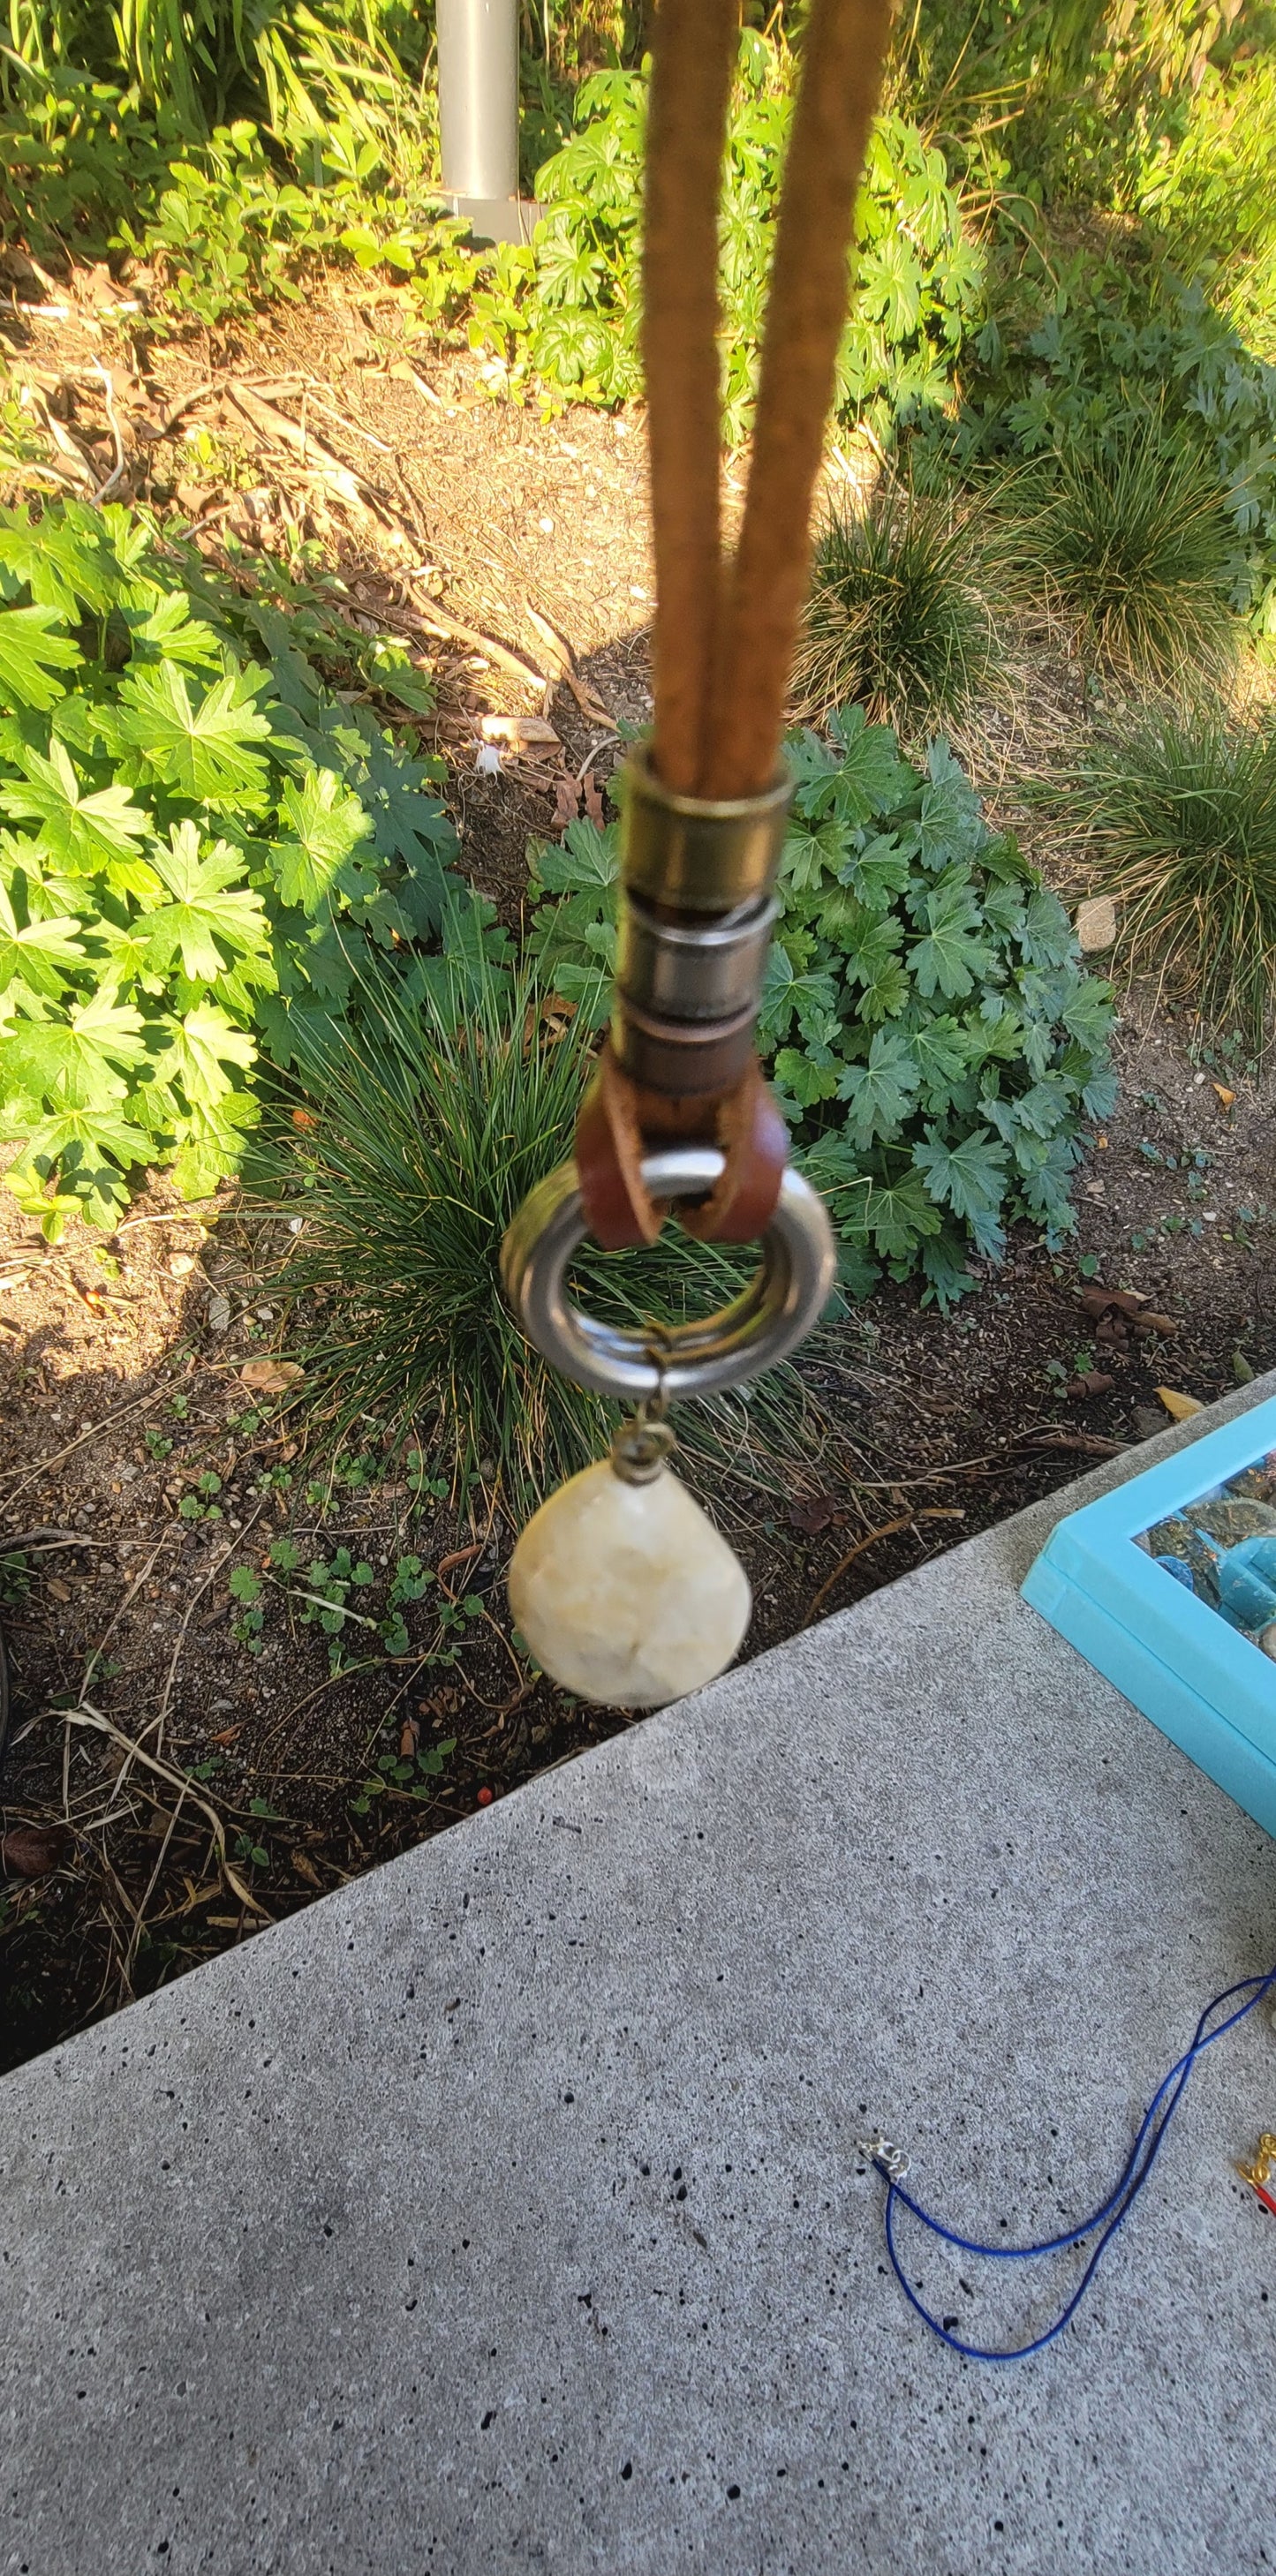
[273,767,374,913]
[912,1124,1008,1256]
[0,607,80,712]
[861,1167,944,1257]
[0,881,86,997]
[0,505,116,618]
[110,661,273,804]
[910,876,992,999]
[532,817,619,893]
[145,823,271,983]
[836,1028,921,1146]
[160,1003,258,1111]
[0,736,151,876]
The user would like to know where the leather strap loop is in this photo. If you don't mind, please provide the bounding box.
[574,1044,788,1252]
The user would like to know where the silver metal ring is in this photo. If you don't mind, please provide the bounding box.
[615,888,777,1022]
[500,1145,836,1401]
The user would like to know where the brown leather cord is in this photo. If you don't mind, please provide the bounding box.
[702,0,895,797]
[643,0,739,797]
[578,0,892,1249]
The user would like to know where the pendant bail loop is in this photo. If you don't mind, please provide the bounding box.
[610,1413,677,1485]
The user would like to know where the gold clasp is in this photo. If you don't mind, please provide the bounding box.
[1236,2131,1276,2191]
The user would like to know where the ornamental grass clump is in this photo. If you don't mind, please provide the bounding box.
[259,926,815,1516]
[1060,705,1276,1051]
[1020,418,1239,685]
[796,486,1003,737]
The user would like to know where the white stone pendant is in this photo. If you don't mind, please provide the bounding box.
[508,1424,751,1709]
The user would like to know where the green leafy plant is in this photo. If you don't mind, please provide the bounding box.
[178,1466,223,1520]
[796,484,1004,736]
[113,109,484,328]
[351,1730,457,1817]
[1053,704,1276,1051]
[378,1551,434,1657]
[0,64,185,248]
[0,498,457,1237]
[228,1561,264,1650]
[952,258,1276,644]
[1012,415,1240,683]
[490,41,984,439]
[1139,53,1276,360]
[532,713,1117,1306]
[0,1548,31,1608]
[114,120,343,322]
[255,932,814,1514]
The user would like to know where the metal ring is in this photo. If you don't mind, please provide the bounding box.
[500,1145,836,1401]
[615,888,777,1022]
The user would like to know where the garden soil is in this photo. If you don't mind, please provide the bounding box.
[1,275,1273,2071]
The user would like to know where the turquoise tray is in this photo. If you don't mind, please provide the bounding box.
[1022,1395,1276,1839]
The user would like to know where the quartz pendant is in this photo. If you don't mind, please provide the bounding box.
[508,1442,751,1709]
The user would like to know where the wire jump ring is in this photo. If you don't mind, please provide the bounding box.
[500,1144,836,1402]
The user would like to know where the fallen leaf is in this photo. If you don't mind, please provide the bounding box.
[1133,1405,1170,1441]
[239,1358,304,1395]
[525,600,576,675]
[438,1540,484,1577]
[1075,895,1117,953]
[581,768,605,825]
[1212,1082,1235,1111]
[1080,1284,1147,1322]
[206,1290,230,1336]
[1156,1387,1204,1420]
[1234,1350,1256,1385]
[291,1850,323,1890]
[45,1575,72,1602]
[209,1725,242,1745]
[479,712,561,749]
[1139,1312,1179,1337]
[2,1822,71,1879]
[291,1107,317,1131]
[565,668,615,727]
[788,1494,841,1535]
[400,1716,420,1759]
[552,772,581,827]
[1066,1371,1115,1399]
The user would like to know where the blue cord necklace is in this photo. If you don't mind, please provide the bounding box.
[860,1957,1276,2362]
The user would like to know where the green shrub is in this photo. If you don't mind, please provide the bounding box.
[0,69,177,247]
[259,939,814,1513]
[1139,55,1276,362]
[896,0,1226,207]
[951,259,1276,643]
[108,111,487,326]
[0,499,457,1237]
[530,714,1117,1307]
[114,121,344,322]
[3,28,982,434]
[484,41,984,440]
[796,486,1003,737]
[1054,704,1276,1051]
[1013,417,1240,684]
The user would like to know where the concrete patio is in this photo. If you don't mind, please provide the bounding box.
[3,1375,1274,2575]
